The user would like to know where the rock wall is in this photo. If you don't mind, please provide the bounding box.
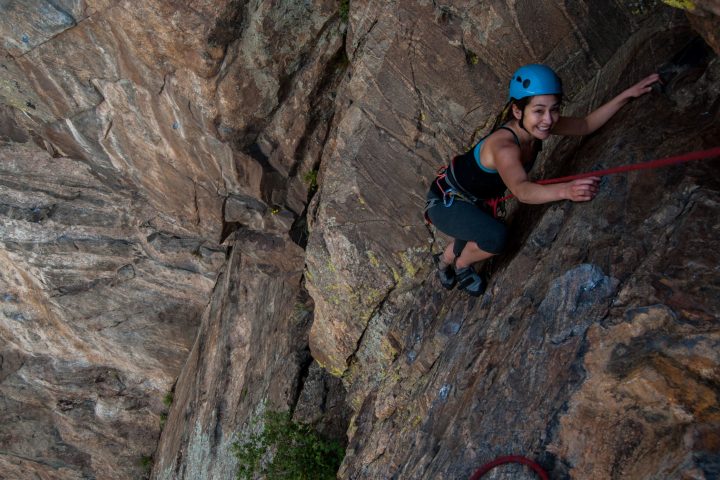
[0,141,222,479]
[1,1,719,479]
[1,1,346,478]
[304,1,720,478]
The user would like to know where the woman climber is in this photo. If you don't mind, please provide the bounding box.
[425,64,659,296]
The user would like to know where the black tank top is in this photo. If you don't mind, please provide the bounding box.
[438,126,540,200]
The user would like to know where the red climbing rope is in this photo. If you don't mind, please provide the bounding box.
[485,146,720,217]
[469,455,549,480]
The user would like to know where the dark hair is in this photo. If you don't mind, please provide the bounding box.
[491,98,530,131]
[490,94,563,132]
[468,94,562,147]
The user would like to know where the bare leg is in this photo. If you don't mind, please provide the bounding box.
[439,241,457,268]
[455,241,494,269]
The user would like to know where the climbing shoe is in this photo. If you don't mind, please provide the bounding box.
[455,266,485,297]
[433,253,456,290]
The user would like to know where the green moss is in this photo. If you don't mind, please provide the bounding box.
[163,392,174,408]
[379,337,398,361]
[399,251,418,278]
[464,48,479,66]
[233,410,344,480]
[327,364,346,378]
[366,251,380,268]
[624,0,661,14]
[411,414,423,428]
[326,260,337,273]
[339,0,350,23]
[139,455,153,472]
[391,267,402,284]
[661,0,694,9]
[303,169,319,191]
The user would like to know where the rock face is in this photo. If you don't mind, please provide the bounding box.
[0,141,223,479]
[151,230,307,480]
[303,1,720,478]
[1,1,720,480]
[1,1,346,479]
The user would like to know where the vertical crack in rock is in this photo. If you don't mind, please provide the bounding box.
[289,38,349,247]
[350,19,379,59]
[343,280,399,375]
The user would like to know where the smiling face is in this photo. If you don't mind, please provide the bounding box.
[512,94,561,140]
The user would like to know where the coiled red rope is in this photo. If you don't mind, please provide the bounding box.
[486,146,720,217]
[469,455,549,480]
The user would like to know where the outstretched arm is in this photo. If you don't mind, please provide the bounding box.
[552,73,660,136]
[493,143,600,204]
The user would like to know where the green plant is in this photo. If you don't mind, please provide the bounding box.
[339,0,350,23]
[233,409,344,480]
[303,169,319,191]
[624,0,660,14]
[160,412,168,428]
[293,302,312,319]
[465,48,479,66]
[163,392,174,408]
[139,455,153,472]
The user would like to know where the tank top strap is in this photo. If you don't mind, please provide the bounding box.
[495,126,521,146]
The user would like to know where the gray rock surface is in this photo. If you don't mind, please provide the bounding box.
[0,141,222,479]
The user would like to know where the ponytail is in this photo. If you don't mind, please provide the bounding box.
[491,97,530,131]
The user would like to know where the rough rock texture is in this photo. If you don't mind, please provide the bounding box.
[2,1,720,480]
[660,0,720,54]
[686,11,720,55]
[151,230,307,480]
[0,0,344,241]
[304,1,720,479]
[1,1,347,479]
[0,141,223,479]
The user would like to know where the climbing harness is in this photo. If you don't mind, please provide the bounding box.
[423,160,467,224]
[424,155,494,224]
[469,455,549,480]
[483,146,720,217]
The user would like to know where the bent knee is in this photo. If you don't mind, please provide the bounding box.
[477,227,507,254]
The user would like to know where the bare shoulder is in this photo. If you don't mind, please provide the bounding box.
[483,129,521,169]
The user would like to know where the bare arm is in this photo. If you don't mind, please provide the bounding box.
[552,73,660,136]
[493,143,599,204]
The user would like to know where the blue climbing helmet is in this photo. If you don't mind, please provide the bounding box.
[508,64,562,101]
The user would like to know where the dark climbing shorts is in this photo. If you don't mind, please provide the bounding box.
[426,190,507,255]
